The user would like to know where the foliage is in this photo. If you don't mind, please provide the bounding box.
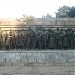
[56,5,75,18]
[17,15,36,24]
[68,7,75,18]
[56,5,70,18]
[42,13,52,18]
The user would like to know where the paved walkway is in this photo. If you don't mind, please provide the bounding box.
[0,65,74,75]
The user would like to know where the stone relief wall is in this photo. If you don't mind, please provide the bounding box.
[0,50,74,65]
[28,18,75,25]
[0,18,75,25]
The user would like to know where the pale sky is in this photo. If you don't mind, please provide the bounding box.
[0,0,75,18]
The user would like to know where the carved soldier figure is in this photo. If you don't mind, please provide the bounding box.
[67,28,73,49]
[8,30,16,49]
[47,29,56,49]
[63,28,73,49]
[63,30,69,49]
[15,31,24,49]
[0,29,3,49]
[12,32,16,49]
[15,32,19,49]
[23,31,28,49]
[73,31,75,49]
[57,29,64,49]
[9,30,13,49]
[26,27,34,49]
[32,31,37,49]
[5,32,9,49]
[54,28,60,49]
[36,30,42,49]
[41,29,48,49]
[18,33,24,49]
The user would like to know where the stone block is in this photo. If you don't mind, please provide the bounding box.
[69,18,74,21]
[5,52,21,63]
[50,21,56,25]
[60,62,75,66]
[50,18,56,21]
[4,63,11,66]
[0,53,6,63]
[44,63,54,66]
[57,18,65,22]
[24,63,30,66]
[56,21,62,25]
[42,21,50,25]
[0,62,4,66]
[51,62,61,66]
[11,62,24,66]
[0,50,74,65]
[72,22,75,25]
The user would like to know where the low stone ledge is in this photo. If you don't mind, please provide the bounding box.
[60,62,75,66]
[11,63,24,66]
[0,63,4,66]
[4,63,11,66]
[0,50,74,66]
[1,62,75,66]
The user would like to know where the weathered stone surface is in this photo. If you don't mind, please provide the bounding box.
[11,63,24,66]
[0,65,74,75]
[0,53,5,62]
[6,53,20,63]
[0,50,74,65]
[27,18,75,25]
[4,63,11,66]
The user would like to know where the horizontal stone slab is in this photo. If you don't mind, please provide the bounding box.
[0,50,74,65]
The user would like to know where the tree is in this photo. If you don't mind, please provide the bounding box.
[56,5,75,18]
[42,13,52,18]
[56,5,70,18]
[17,15,36,24]
[68,7,75,18]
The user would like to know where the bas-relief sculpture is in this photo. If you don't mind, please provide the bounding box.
[0,26,74,64]
[0,27,75,50]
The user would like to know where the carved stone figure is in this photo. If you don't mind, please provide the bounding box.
[9,30,13,49]
[26,27,34,49]
[63,30,69,49]
[5,33,9,49]
[67,28,73,49]
[15,32,19,49]
[54,28,60,49]
[6,30,15,49]
[32,31,37,49]
[58,29,64,49]
[47,29,56,49]
[36,30,42,49]
[41,29,48,49]
[0,29,3,49]
[73,31,75,49]
[23,31,28,49]
[11,33,16,49]
[17,33,24,49]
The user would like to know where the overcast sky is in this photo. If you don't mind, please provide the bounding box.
[0,0,75,18]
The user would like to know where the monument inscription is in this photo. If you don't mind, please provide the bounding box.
[0,50,74,64]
